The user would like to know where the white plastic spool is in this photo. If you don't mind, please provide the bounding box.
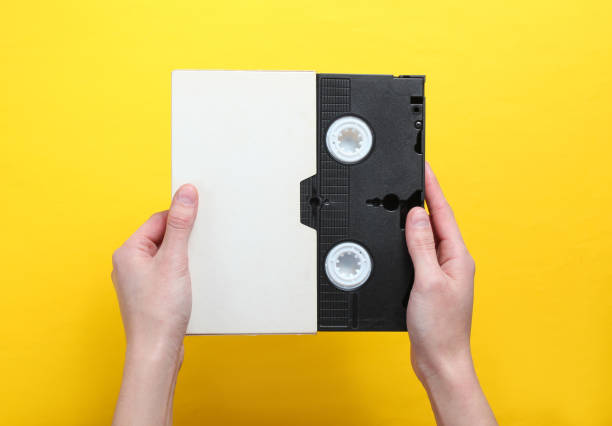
[324,242,372,291]
[325,116,373,164]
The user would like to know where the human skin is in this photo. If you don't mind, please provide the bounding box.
[111,164,496,426]
[404,163,497,425]
[111,184,198,426]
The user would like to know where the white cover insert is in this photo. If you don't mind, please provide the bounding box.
[172,70,316,334]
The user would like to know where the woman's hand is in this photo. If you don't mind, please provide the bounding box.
[405,163,497,426]
[111,184,198,426]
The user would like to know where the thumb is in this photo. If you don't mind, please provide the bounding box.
[160,184,199,258]
[405,207,440,279]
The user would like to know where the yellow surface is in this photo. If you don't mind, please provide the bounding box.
[1,0,611,424]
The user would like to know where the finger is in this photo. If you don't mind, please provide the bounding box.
[405,207,441,279]
[159,184,199,258]
[424,162,465,247]
[124,211,169,256]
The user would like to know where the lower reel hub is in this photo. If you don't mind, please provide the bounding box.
[324,242,372,291]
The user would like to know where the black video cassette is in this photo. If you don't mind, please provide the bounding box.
[300,74,425,331]
[172,71,424,334]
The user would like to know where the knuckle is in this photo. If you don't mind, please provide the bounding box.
[149,211,166,222]
[463,252,476,274]
[158,255,189,277]
[418,272,446,290]
[173,261,190,277]
[111,247,125,268]
[412,235,436,252]
[166,211,191,231]
[430,275,446,288]
[112,245,139,270]
[138,238,158,256]
[430,200,454,218]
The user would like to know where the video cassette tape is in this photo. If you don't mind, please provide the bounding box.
[302,74,425,331]
[172,71,425,334]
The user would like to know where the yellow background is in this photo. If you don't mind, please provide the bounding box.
[1,0,611,424]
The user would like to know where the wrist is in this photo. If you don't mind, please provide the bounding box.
[411,345,476,388]
[418,356,480,400]
[114,337,183,426]
[412,348,497,425]
[125,336,183,371]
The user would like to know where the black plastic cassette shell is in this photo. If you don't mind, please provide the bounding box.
[300,74,425,331]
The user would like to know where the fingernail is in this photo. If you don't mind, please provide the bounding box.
[176,185,197,206]
[411,208,430,227]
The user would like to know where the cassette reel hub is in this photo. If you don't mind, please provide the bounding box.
[325,116,373,164]
[325,242,372,291]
